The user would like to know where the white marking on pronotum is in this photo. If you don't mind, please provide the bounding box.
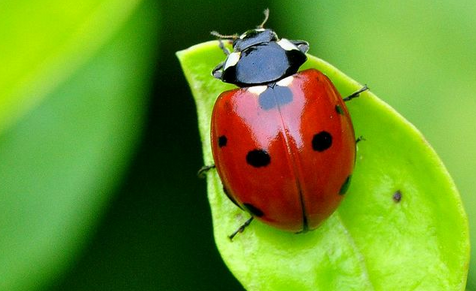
[277,38,298,51]
[276,75,294,87]
[248,85,268,96]
[223,52,241,70]
[240,28,265,39]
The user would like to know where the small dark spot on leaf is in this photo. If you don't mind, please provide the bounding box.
[393,190,402,203]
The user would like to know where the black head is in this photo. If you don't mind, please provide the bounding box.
[232,28,278,52]
[212,10,309,87]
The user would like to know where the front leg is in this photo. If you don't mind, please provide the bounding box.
[212,62,224,80]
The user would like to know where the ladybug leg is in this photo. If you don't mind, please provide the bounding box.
[211,38,232,80]
[212,62,224,80]
[210,31,234,55]
[217,38,230,55]
[229,216,254,241]
[197,164,216,178]
[356,136,366,144]
[343,85,369,102]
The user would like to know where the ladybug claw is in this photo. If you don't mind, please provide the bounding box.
[212,63,224,79]
[356,136,366,144]
[343,85,369,102]
[217,39,231,55]
[228,216,254,241]
[197,165,215,178]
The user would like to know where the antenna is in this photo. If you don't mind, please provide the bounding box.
[258,8,270,28]
[210,31,238,40]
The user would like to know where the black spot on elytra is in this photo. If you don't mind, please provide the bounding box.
[312,131,332,152]
[218,135,227,147]
[246,149,271,167]
[243,203,264,217]
[335,104,345,115]
[393,190,402,203]
[258,85,293,110]
[339,175,352,195]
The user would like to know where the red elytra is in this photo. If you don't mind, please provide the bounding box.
[211,69,356,233]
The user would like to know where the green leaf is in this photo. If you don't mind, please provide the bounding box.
[0,0,159,290]
[177,41,469,290]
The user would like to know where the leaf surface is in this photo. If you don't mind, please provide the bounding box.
[177,41,469,291]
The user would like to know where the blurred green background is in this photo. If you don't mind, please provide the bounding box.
[0,1,474,290]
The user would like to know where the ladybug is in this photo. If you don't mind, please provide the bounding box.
[207,9,366,239]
